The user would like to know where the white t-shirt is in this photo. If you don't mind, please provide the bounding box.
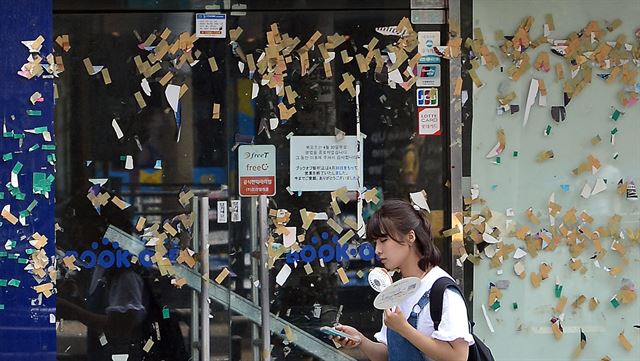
[374,266,474,346]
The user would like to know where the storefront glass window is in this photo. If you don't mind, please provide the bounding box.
[53,3,453,360]
[470,1,640,359]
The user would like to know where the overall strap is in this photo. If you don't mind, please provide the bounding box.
[410,289,431,318]
[428,277,464,330]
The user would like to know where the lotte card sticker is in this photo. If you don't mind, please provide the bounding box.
[418,107,441,136]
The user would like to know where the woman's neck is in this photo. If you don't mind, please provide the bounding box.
[400,262,432,279]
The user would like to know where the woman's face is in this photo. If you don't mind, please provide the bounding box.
[374,230,416,271]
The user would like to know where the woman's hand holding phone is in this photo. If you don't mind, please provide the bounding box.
[331,324,364,349]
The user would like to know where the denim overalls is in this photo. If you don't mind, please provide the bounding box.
[387,289,433,361]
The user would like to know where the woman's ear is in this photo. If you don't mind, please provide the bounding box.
[407,230,416,244]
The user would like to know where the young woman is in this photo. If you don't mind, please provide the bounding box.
[333,199,473,361]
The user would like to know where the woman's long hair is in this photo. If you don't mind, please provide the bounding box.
[366,199,441,271]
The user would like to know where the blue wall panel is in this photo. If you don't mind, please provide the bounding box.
[0,0,56,359]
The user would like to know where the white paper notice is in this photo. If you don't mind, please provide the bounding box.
[230,199,241,222]
[195,14,227,38]
[217,201,228,223]
[289,136,361,192]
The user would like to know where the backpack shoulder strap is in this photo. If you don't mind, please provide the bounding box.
[429,277,463,330]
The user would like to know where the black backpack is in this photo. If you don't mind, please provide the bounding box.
[429,277,495,361]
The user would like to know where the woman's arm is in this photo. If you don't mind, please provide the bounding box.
[357,337,389,361]
[57,297,108,330]
[333,324,388,361]
[399,327,468,361]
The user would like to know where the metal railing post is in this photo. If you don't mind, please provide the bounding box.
[191,196,201,361]
[258,195,270,360]
[447,0,465,290]
[250,196,260,361]
[200,197,210,361]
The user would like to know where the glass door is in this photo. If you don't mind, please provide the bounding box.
[224,4,452,361]
[53,10,233,361]
[53,1,453,360]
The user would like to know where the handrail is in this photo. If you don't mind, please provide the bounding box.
[104,225,356,361]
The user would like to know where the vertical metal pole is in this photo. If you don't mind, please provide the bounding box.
[250,196,260,361]
[448,0,465,290]
[191,196,201,361]
[200,197,210,361]
[355,81,365,238]
[258,195,270,360]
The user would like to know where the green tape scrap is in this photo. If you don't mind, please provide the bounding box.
[26,200,38,213]
[162,307,170,319]
[33,172,52,194]
[610,297,620,308]
[555,284,563,298]
[26,110,42,116]
[7,184,25,200]
[2,153,12,161]
[491,300,501,311]
[41,145,55,151]
[12,162,23,174]
[611,109,622,121]
[8,279,20,287]
[28,144,40,152]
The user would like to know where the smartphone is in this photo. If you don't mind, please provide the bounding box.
[319,326,361,342]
